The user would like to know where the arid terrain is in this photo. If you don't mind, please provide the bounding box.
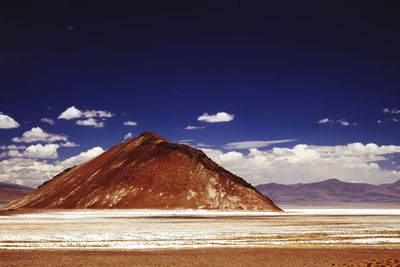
[1,247,400,267]
[1,135,399,266]
[0,208,399,266]
[1,134,399,266]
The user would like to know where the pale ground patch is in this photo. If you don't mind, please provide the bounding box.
[0,208,399,249]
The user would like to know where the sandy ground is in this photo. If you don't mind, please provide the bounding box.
[0,248,400,267]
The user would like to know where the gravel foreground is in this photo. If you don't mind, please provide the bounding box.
[1,248,400,267]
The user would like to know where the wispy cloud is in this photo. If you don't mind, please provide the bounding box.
[123,121,138,126]
[380,107,400,124]
[317,117,357,126]
[40,118,55,125]
[194,143,213,148]
[338,118,356,126]
[224,139,297,150]
[76,118,105,128]
[318,118,331,124]
[383,107,400,114]
[176,139,212,148]
[0,145,26,150]
[185,125,204,130]
[177,139,194,145]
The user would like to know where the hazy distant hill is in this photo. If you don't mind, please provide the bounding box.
[256,179,400,205]
[382,180,400,191]
[0,182,33,206]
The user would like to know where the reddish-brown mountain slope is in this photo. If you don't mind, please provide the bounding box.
[5,132,281,211]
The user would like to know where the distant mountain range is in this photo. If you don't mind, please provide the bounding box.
[0,182,33,206]
[3,168,400,208]
[256,179,400,205]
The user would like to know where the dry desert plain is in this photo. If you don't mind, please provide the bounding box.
[0,207,400,266]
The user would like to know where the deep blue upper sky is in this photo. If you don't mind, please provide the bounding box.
[1,1,400,160]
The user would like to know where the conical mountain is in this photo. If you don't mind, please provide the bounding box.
[6,132,281,211]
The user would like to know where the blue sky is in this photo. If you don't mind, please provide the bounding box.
[0,1,399,187]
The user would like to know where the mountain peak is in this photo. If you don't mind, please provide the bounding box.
[133,131,169,144]
[138,131,162,138]
[6,131,280,211]
[321,178,342,184]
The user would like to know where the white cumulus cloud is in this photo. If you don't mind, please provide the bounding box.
[59,147,104,167]
[58,106,82,120]
[60,141,79,147]
[0,146,104,187]
[202,142,400,185]
[7,150,24,158]
[24,144,60,159]
[0,158,64,187]
[12,127,68,143]
[0,113,20,129]
[197,112,235,123]
[58,106,114,120]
